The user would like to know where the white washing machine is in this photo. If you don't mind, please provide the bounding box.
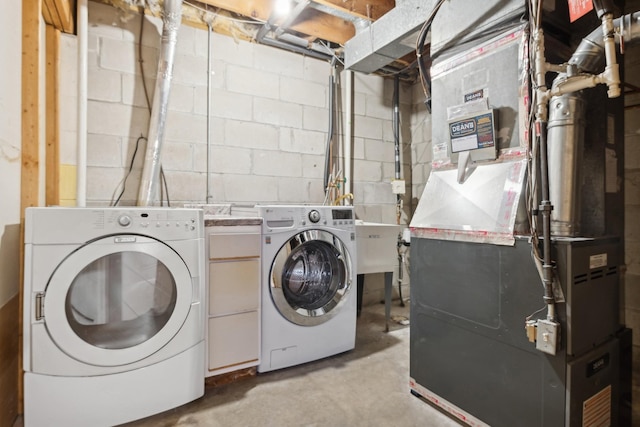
[256,205,357,373]
[23,207,205,427]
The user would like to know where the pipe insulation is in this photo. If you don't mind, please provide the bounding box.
[137,0,183,206]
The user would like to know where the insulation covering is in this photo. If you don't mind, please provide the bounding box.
[410,158,527,246]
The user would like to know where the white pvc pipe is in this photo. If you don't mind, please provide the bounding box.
[77,0,88,207]
[206,23,212,203]
[344,70,353,203]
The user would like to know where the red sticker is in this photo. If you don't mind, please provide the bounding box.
[568,0,594,22]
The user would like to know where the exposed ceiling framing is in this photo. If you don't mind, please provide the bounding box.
[43,0,422,77]
[45,0,396,41]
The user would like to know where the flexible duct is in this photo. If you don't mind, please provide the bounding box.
[547,11,640,236]
[137,0,183,206]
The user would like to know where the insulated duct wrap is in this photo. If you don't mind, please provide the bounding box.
[137,0,183,206]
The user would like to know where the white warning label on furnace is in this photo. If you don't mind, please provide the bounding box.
[589,253,608,269]
[582,385,611,426]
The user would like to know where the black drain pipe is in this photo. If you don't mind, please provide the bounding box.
[538,120,555,309]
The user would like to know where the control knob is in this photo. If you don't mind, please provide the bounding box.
[308,209,321,223]
[117,215,132,227]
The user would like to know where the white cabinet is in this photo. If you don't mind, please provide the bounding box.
[205,223,261,377]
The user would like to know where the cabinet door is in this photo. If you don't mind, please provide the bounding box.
[208,311,259,371]
[209,259,260,316]
[209,233,260,259]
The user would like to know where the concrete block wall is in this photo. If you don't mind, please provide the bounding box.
[82,1,414,306]
[84,1,412,227]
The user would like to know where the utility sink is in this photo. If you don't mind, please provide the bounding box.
[355,221,400,274]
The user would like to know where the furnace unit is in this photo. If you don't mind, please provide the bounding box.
[408,1,633,426]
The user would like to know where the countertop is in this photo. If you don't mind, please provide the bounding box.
[204,215,262,227]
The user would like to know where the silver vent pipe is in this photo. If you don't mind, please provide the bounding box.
[137,0,183,206]
[571,11,640,73]
[547,11,640,236]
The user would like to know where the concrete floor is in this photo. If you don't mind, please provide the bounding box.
[15,301,637,426]
[121,302,462,427]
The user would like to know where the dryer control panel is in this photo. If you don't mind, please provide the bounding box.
[25,207,204,244]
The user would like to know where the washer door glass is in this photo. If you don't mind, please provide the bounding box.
[44,235,193,367]
[271,230,352,326]
[66,251,177,350]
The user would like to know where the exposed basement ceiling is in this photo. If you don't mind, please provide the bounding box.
[43,0,421,77]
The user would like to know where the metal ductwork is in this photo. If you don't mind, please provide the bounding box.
[547,11,640,236]
[570,11,640,73]
[344,0,524,73]
[137,0,183,206]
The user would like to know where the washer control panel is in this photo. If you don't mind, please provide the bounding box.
[261,205,355,231]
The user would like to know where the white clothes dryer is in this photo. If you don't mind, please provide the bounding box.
[256,205,357,373]
[23,207,205,427]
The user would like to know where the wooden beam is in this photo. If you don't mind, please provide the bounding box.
[42,0,55,27]
[290,7,354,44]
[46,25,61,206]
[43,0,75,34]
[21,0,43,415]
[312,0,395,20]
[199,0,355,44]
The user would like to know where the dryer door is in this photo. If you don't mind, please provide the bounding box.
[42,235,193,367]
[270,229,352,326]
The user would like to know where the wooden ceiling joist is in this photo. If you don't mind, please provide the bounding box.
[312,0,395,21]
[198,0,356,44]
[43,0,75,34]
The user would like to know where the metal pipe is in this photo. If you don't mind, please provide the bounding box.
[260,36,333,61]
[570,11,640,73]
[206,22,212,203]
[547,94,585,236]
[77,0,88,207]
[323,60,336,192]
[393,76,400,181]
[545,10,640,235]
[393,75,405,305]
[538,120,555,316]
[344,70,353,203]
[137,0,183,206]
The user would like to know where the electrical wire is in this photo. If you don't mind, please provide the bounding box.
[415,0,447,112]
[112,135,146,206]
[160,166,171,207]
[525,304,547,321]
[139,8,152,112]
